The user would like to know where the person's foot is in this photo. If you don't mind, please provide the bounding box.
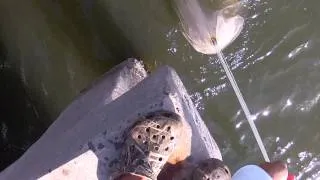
[113,111,188,180]
[173,158,231,180]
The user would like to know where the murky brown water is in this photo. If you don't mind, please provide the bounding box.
[1,0,320,178]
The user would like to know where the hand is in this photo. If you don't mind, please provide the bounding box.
[259,161,288,180]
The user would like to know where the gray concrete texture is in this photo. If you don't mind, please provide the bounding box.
[0,59,221,180]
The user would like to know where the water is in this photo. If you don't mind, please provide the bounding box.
[1,0,320,179]
[173,0,269,162]
[216,49,270,162]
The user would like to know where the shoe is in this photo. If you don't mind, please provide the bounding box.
[112,111,184,180]
[192,158,231,180]
[174,158,231,180]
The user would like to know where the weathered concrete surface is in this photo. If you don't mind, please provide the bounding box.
[0,59,221,180]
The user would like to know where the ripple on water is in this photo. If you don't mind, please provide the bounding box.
[297,93,320,113]
[297,156,320,180]
[190,92,204,111]
[203,83,227,97]
[1,122,8,141]
[287,41,310,60]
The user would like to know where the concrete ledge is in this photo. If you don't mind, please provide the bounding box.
[0,59,221,180]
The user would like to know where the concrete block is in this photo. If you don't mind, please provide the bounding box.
[0,59,221,180]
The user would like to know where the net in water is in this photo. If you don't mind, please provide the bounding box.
[173,0,245,55]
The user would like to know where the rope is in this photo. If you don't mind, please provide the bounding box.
[215,41,270,162]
